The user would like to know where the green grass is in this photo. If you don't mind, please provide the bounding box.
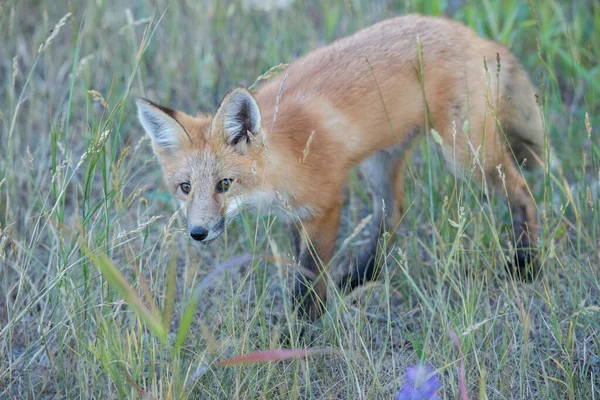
[1,0,599,398]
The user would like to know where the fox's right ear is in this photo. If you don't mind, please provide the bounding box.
[136,99,189,153]
[213,88,262,152]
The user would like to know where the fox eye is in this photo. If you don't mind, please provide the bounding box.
[180,182,191,194]
[216,178,233,193]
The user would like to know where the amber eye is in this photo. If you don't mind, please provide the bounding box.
[216,178,232,193]
[180,182,191,194]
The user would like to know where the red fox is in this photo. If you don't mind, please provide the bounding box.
[137,14,546,320]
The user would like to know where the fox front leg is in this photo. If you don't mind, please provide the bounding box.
[292,204,341,321]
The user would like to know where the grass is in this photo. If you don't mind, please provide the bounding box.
[0,0,599,398]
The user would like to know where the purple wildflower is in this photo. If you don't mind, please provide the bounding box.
[395,364,440,400]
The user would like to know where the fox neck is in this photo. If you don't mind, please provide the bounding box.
[246,139,289,198]
[236,129,311,219]
[228,157,312,220]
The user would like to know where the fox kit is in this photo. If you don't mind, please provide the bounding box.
[137,15,546,320]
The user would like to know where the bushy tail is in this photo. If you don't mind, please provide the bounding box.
[502,67,547,171]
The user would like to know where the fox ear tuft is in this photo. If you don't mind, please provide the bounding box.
[136,99,188,152]
[215,88,262,149]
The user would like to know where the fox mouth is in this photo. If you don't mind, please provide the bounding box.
[190,219,225,244]
[199,235,220,245]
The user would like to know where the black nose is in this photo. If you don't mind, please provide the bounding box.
[190,226,208,241]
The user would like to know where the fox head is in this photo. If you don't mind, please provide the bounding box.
[137,88,265,243]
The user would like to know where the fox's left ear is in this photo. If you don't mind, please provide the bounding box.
[136,98,190,155]
[214,88,262,151]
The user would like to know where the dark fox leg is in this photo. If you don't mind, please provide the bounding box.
[438,113,540,281]
[498,152,540,279]
[340,147,406,291]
